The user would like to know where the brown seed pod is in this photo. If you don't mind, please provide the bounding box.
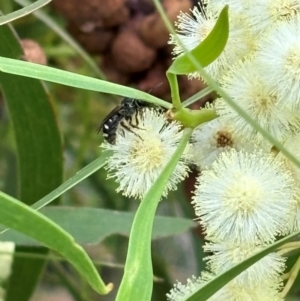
[52,0,127,27]
[111,30,157,73]
[100,54,130,85]
[68,22,115,54]
[137,0,192,49]
[137,63,170,98]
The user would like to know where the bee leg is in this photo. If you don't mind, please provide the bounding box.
[120,121,143,140]
[127,113,145,131]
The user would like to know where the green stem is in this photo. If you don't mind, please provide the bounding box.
[280,255,300,298]
[167,71,181,110]
[172,107,217,128]
[277,241,300,256]
[182,86,214,108]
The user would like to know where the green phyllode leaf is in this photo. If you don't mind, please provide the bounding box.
[0,191,112,294]
[0,56,171,108]
[13,0,107,79]
[116,128,193,301]
[0,207,196,245]
[0,20,112,300]
[168,5,229,75]
[32,153,112,211]
[0,0,51,25]
[0,22,64,301]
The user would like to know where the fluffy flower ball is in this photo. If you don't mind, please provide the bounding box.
[256,15,300,108]
[167,271,283,301]
[204,242,286,287]
[192,149,295,244]
[216,59,300,143]
[191,118,257,169]
[102,109,190,199]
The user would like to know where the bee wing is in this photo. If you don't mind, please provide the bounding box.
[97,105,121,134]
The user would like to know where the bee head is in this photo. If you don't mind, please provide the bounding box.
[120,98,140,116]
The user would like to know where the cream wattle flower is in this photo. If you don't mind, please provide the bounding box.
[192,149,295,244]
[102,109,190,199]
[216,59,300,143]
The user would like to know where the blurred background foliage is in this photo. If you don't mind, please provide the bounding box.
[0,1,208,300]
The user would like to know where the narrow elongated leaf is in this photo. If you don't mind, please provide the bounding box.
[0,207,196,245]
[0,56,171,108]
[168,6,229,75]
[0,191,111,294]
[116,128,193,301]
[13,0,106,79]
[186,231,300,301]
[32,153,111,211]
[0,152,111,237]
[0,152,111,235]
[1,73,64,205]
[0,22,63,301]
[0,0,51,25]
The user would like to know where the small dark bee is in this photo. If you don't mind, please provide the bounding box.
[98,98,160,144]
